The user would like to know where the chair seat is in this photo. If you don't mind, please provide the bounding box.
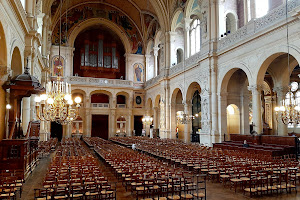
[276,185,287,189]
[54,195,68,199]
[141,198,153,200]
[244,188,257,192]
[220,175,230,178]
[101,190,114,194]
[0,193,15,197]
[286,184,296,188]
[193,192,205,198]
[267,186,277,190]
[154,197,167,200]
[167,195,180,200]
[36,196,52,200]
[231,178,242,182]
[256,187,267,191]
[85,191,99,196]
[181,194,193,199]
[70,193,84,198]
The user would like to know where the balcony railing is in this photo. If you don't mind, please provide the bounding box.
[67,76,135,88]
[91,103,109,108]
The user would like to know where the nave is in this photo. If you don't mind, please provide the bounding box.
[3,137,298,200]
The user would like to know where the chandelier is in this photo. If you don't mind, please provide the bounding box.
[142,116,153,125]
[177,111,194,124]
[35,0,81,125]
[275,81,300,125]
[274,0,300,125]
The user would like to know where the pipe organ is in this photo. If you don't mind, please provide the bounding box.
[80,35,119,72]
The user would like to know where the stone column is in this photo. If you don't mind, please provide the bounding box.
[85,95,91,136]
[273,86,289,136]
[127,111,133,136]
[153,47,159,76]
[153,107,159,129]
[211,68,219,142]
[170,101,177,139]
[218,92,227,141]
[22,97,31,135]
[110,109,116,138]
[145,54,151,80]
[240,93,250,135]
[184,101,192,143]
[250,0,256,19]
[184,18,192,59]
[248,85,263,134]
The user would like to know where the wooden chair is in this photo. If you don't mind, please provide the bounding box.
[34,188,52,200]
[243,176,258,197]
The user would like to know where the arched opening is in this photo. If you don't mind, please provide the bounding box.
[226,13,237,33]
[0,21,7,140]
[91,93,110,108]
[227,104,240,134]
[192,90,201,142]
[117,95,126,108]
[116,116,126,136]
[220,68,250,140]
[175,90,184,140]
[190,18,201,56]
[258,53,300,136]
[11,47,22,77]
[73,25,125,79]
[176,48,183,64]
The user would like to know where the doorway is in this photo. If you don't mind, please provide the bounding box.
[134,116,143,136]
[92,115,109,139]
[51,122,63,141]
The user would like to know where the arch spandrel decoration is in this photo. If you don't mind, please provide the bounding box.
[51,3,144,54]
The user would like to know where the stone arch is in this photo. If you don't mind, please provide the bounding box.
[11,47,23,77]
[146,39,154,55]
[0,21,7,140]
[89,89,113,104]
[154,29,162,48]
[186,82,201,102]
[116,91,130,106]
[154,94,161,107]
[225,12,237,33]
[146,97,153,109]
[255,48,300,86]
[68,18,132,54]
[184,0,199,19]
[171,88,183,104]
[171,9,184,32]
[0,22,7,69]
[218,64,253,93]
[176,48,184,64]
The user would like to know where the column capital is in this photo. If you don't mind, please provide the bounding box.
[145,54,151,59]
[273,86,289,96]
[248,84,263,93]
[153,46,160,55]
[184,18,192,30]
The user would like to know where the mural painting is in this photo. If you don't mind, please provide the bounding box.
[52,55,65,76]
[52,3,143,54]
[133,63,144,82]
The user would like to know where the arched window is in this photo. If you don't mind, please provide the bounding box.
[226,13,237,33]
[190,19,201,56]
[20,0,26,10]
[255,0,268,18]
[176,48,183,64]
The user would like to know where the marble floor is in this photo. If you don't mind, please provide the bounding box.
[18,147,300,200]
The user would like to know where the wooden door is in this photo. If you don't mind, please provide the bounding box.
[92,115,109,139]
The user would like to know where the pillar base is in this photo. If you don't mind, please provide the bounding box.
[199,133,220,147]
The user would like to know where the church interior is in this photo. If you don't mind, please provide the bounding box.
[0,0,300,199]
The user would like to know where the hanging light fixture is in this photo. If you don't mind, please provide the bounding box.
[274,0,300,125]
[177,111,194,124]
[35,0,81,125]
[142,116,153,125]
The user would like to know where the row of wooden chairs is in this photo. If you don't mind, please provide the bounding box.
[34,138,116,200]
[84,137,206,200]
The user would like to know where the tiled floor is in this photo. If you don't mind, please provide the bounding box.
[19,148,300,200]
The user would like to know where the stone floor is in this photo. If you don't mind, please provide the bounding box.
[18,147,300,200]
